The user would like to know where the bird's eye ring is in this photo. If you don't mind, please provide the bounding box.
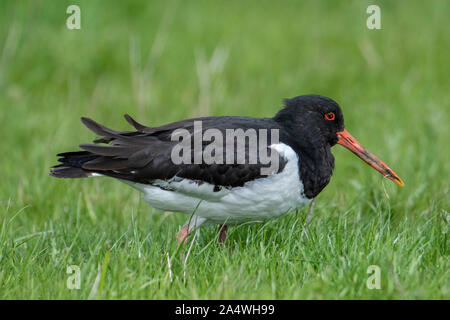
[325,112,335,121]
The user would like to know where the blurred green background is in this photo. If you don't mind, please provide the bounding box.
[0,0,448,299]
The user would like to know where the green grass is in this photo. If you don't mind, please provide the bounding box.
[0,0,449,299]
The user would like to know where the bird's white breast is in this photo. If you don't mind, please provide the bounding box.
[127,143,311,225]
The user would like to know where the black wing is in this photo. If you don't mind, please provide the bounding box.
[51,115,287,189]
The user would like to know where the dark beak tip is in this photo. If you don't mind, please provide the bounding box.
[395,177,405,187]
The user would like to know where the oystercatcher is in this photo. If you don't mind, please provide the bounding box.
[50,95,403,244]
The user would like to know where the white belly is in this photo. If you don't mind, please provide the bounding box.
[126,143,310,225]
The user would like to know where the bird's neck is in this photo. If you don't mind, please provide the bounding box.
[275,119,335,199]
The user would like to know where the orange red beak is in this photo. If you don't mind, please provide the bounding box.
[337,129,404,186]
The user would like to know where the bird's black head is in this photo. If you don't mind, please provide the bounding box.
[274,94,404,187]
[274,94,345,146]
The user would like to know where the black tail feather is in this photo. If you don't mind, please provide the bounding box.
[50,166,92,178]
[51,116,155,180]
[124,114,153,132]
[50,151,98,178]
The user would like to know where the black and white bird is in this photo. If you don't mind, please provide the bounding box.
[50,95,404,243]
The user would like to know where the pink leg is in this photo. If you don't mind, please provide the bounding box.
[217,224,228,243]
[177,217,206,245]
[177,224,191,245]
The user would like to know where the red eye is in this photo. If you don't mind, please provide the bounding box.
[325,112,335,121]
